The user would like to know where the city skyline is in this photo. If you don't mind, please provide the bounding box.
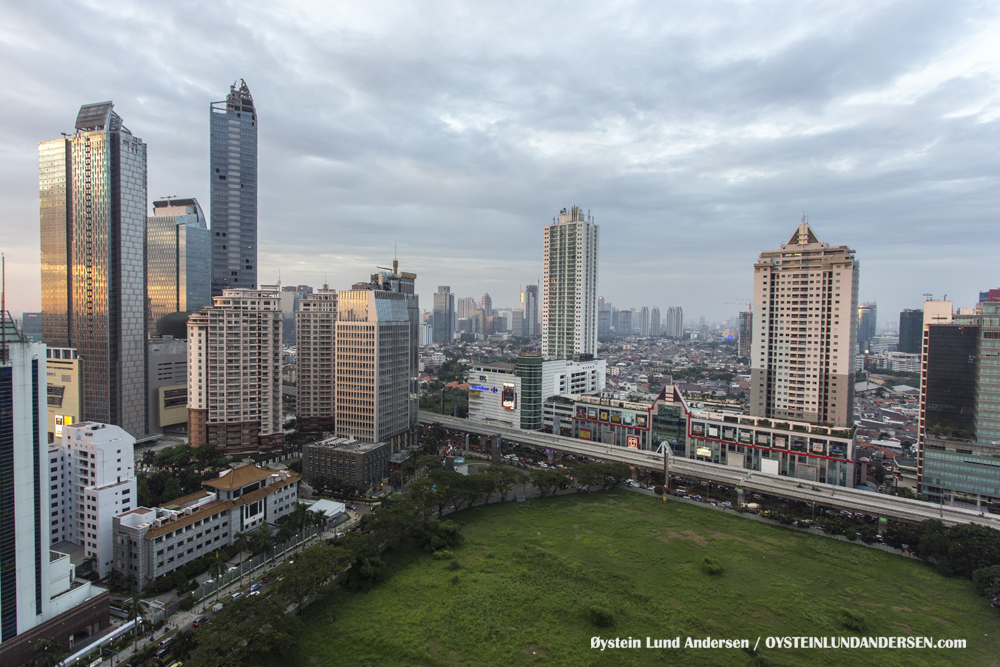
[2,3,999,323]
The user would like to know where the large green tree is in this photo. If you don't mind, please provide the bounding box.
[187,596,302,667]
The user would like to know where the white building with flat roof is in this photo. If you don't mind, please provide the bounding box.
[48,422,136,577]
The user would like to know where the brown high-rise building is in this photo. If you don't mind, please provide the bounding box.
[750,221,859,427]
[187,286,283,451]
[296,286,337,433]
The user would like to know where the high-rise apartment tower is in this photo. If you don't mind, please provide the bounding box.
[664,307,684,339]
[898,308,923,355]
[296,286,338,433]
[187,286,283,451]
[857,302,877,353]
[542,206,599,359]
[750,221,859,427]
[210,80,257,296]
[39,101,147,437]
[521,284,538,338]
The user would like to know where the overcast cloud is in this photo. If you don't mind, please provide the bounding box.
[1,0,998,325]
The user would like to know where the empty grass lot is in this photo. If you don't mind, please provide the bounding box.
[279,491,998,667]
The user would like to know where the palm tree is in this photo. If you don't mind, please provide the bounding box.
[275,522,296,564]
[233,531,249,589]
[289,503,310,552]
[120,594,147,652]
[28,637,62,667]
[250,526,274,579]
[208,552,226,604]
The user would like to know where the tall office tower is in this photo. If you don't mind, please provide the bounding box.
[918,300,1000,508]
[147,198,211,330]
[39,102,147,438]
[432,286,455,344]
[542,206,599,359]
[335,266,418,453]
[520,285,538,337]
[511,309,525,337]
[898,308,923,354]
[738,311,752,357]
[457,297,475,321]
[0,317,104,657]
[611,308,620,331]
[618,309,632,334]
[857,302,877,353]
[639,307,650,337]
[750,221,859,427]
[48,423,136,577]
[480,293,492,317]
[598,310,611,337]
[650,307,661,338]
[664,307,684,339]
[296,286,338,433]
[210,80,257,296]
[187,286,283,452]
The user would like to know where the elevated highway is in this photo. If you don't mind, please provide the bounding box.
[419,412,999,528]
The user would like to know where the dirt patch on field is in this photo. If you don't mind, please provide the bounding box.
[653,528,708,546]
[931,616,951,626]
[859,601,886,608]
[893,623,916,636]
[684,530,709,546]
[892,606,912,612]
[710,532,781,555]
[845,586,854,594]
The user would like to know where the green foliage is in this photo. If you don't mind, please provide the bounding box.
[286,459,303,474]
[446,559,461,571]
[586,605,615,628]
[838,607,871,633]
[700,557,724,575]
[347,555,388,592]
[179,594,197,611]
[972,565,1000,598]
[529,468,571,497]
[187,595,302,667]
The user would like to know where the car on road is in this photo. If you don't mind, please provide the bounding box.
[249,590,261,596]
[231,591,244,601]
[721,502,734,509]
[158,637,173,649]
[250,583,263,592]
[153,647,171,662]
[193,616,209,628]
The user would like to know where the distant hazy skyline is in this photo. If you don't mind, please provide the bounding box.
[2,2,998,324]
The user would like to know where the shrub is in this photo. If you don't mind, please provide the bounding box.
[447,559,461,571]
[433,550,454,561]
[701,557,724,576]
[972,565,1000,598]
[179,594,196,611]
[450,575,460,586]
[839,607,871,633]
[587,605,615,628]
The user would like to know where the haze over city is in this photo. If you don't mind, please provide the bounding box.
[2,1,999,319]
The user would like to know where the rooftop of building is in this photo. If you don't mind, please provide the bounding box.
[203,462,274,490]
[306,437,389,454]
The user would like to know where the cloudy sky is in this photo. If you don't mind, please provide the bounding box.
[2,1,998,326]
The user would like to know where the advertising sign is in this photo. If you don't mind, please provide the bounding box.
[696,447,712,457]
[756,432,770,445]
[623,412,634,426]
[773,436,787,449]
[579,428,592,441]
[830,444,846,457]
[722,427,736,441]
[599,410,610,422]
[501,383,517,410]
[576,407,586,418]
[636,415,647,428]
[626,435,640,449]
[692,423,704,436]
[55,415,64,438]
[610,411,621,424]
[470,384,492,392]
[791,437,807,453]
[810,439,826,454]
[708,426,719,438]
[739,429,753,444]
[588,408,598,420]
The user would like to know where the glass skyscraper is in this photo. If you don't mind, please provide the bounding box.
[38,102,147,438]
[147,198,211,329]
[210,80,258,296]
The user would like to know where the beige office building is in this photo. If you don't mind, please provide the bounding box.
[296,286,337,433]
[187,286,283,451]
[750,221,859,427]
[334,269,418,453]
[45,347,83,442]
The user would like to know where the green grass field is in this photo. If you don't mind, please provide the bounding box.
[282,491,998,666]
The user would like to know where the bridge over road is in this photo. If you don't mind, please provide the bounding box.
[419,412,999,529]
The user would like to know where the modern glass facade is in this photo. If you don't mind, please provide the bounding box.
[210,80,257,296]
[39,102,147,438]
[920,304,1000,508]
[147,198,211,329]
[516,353,543,430]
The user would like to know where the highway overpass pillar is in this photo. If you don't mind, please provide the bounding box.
[464,433,469,456]
[492,434,501,463]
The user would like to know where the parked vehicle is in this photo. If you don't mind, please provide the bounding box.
[193,616,210,628]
